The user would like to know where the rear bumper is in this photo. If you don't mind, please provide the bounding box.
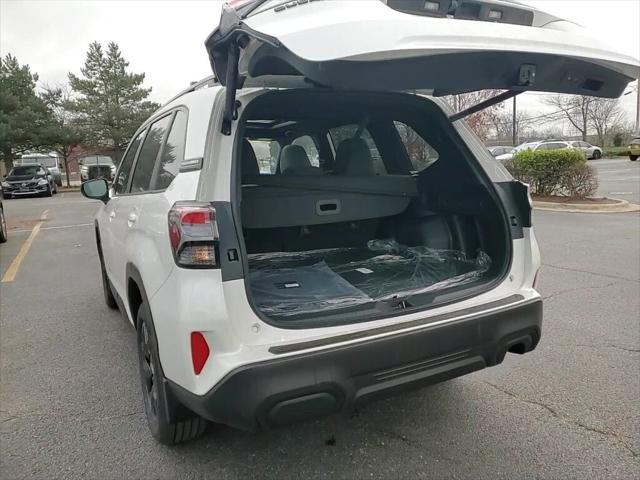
[169,297,542,431]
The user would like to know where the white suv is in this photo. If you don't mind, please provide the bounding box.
[81,0,639,444]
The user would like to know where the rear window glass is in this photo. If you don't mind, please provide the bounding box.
[394,121,439,172]
[329,125,386,175]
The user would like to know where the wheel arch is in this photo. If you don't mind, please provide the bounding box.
[126,263,150,330]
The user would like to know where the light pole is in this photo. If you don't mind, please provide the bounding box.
[512,96,517,145]
[625,81,640,134]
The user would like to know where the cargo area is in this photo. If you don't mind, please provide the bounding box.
[235,91,511,326]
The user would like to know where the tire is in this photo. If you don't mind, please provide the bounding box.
[53,183,58,194]
[45,184,52,197]
[136,301,208,445]
[631,155,638,162]
[592,150,601,160]
[0,207,7,243]
[96,237,118,310]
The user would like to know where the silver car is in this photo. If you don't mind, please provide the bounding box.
[569,141,603,160]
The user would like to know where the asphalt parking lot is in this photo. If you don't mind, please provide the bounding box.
[1,160,639,479]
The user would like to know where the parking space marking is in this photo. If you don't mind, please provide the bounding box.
[1,219,43,283]
[9,223,93,234]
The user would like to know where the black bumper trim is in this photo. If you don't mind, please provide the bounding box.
[270,294,526,354]
[168,297,542,432]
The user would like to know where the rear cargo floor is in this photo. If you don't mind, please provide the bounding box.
[248,240,491,318]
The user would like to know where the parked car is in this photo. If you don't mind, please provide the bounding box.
[495,141,540,161]
[2,165,57,198]
[81,0,638,445]
[488,146,514,157]
[16,153,63,186]
[629,137,640,161]
[79,155,117,183]
[0,186,7,243]
[568,141,602,159]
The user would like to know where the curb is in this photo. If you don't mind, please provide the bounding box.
[533,198,640,213]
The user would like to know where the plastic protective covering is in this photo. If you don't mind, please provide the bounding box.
[249,239,491,318]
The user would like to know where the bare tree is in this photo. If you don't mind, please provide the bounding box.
[544,94,594,141]
[492,109,532,143]
[588,98,624,147]
[445,90,504,141]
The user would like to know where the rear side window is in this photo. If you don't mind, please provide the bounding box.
[329,125,386,174]
[394,121,439,172]
[153,110,187,190]
[249,139,281,174]
[130,115,171,193]
[115,130,145,194]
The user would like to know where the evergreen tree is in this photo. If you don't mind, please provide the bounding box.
[68,42,160,162]
[40,85,85,187]
[0,54,52,172]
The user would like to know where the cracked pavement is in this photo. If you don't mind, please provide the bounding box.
[1,194,639,479]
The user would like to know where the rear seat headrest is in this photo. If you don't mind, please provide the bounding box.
[280,145,321,175]
[334,138,374,175]
[242,139,260,176]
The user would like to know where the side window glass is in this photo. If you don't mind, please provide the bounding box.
[329,125,386,175]
[130,115,171,193]
[154,111,187,190]
[291,135,320,167]
[249,139,281,174]
[394,121,439,172]
[115,130,145,194]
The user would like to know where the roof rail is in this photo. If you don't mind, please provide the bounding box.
[163,75,219,106]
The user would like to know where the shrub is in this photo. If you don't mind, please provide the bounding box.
[613,133,623,147]
[561,163,598,198]
[504,148,597,198]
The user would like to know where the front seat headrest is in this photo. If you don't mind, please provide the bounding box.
[334,138,374,175]
[241,139,260,176]
[279,145,320,175]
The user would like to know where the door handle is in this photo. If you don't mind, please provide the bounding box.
[109,210,116,221]
[127,211,138,227]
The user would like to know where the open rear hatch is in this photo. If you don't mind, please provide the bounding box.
[206,0,639,133]
[206,0,638,327]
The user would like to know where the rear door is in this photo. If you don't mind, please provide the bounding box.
[206,0,639,100]
[103,129,146,298]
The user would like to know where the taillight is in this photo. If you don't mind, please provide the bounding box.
[190,332,210,375]
[168,202,220,268]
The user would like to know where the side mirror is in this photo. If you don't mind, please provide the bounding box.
[81,179,110,204]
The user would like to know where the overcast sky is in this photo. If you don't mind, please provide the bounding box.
[1,0,639,128]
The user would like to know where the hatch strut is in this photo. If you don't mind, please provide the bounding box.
[449,63,536,122]
[222,41,240,136]
[449,90,523,122]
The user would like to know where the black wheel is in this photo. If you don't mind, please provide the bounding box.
[592,150,601,160]
[53,183,58,194]
[0,207,7,243]
[44,184,52,197]
[631,155,638,162]
[137,302,207,445]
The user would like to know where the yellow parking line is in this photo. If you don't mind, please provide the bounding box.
[1,210,47,283]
